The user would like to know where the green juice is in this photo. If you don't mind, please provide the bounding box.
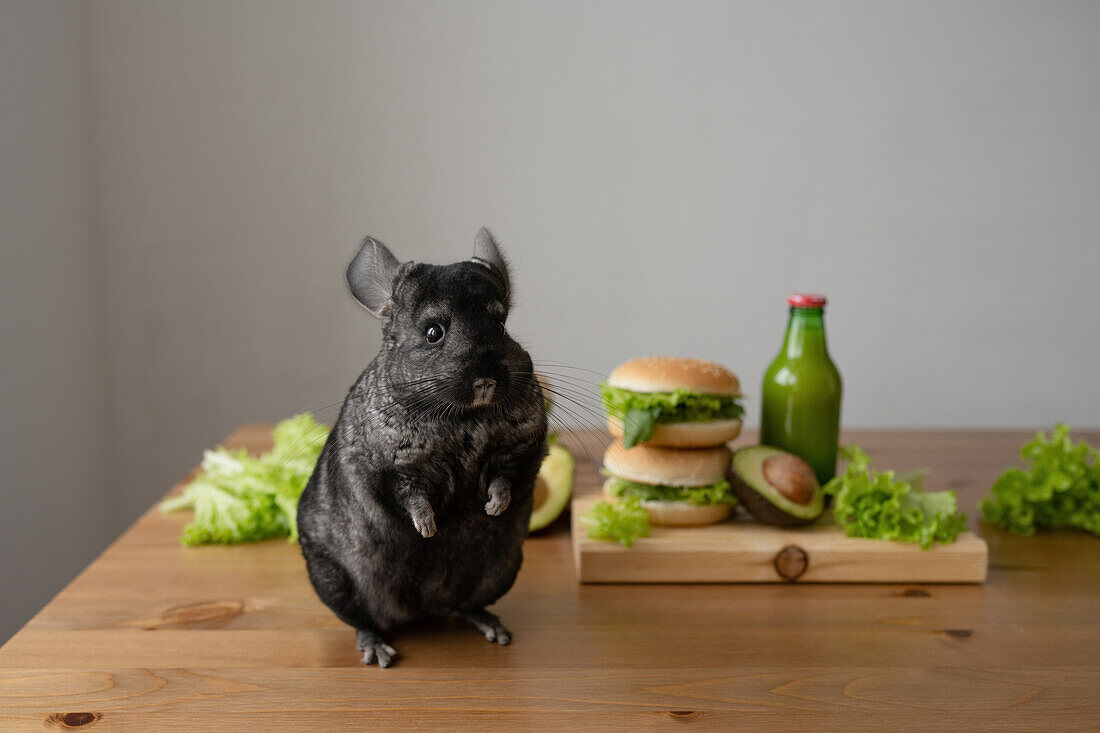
[760,296,843,485]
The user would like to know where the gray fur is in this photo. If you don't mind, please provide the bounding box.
[298,228,547,668]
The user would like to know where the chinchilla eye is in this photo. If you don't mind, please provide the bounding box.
[425,323,445,344]
[496,320,506,335]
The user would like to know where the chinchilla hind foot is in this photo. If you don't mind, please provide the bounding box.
[459,609,512,646]
[357,628,397,668]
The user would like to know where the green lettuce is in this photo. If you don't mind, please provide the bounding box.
[979,424,1100,536]
[581,495,651,548]
[824,445,967,549]
[604,476,738,506]
[600,383,744,447]
[160,413,330,545]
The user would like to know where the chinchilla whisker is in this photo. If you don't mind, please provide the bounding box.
[409,366,606,432]
[332,383,457,438]
[536,382,603,408]
[507,366,604,395]
[543,394,611,433]
[530,370,606,390]
[539,385,604,418]
[507,374,602,408]
[544,397,657,479]
[546,413,603,473]
[365,376,455,396]
[380,383,450,407]
[268,391,378,462]
[541,395,605,423]
[539,383,607,411]
[361,396,431,422]
[541,397,612,466]
[540,376,602,392]
[530,361,608,378]
[293,396,351,416]
[530,373,604,396]
[538,388,608,422]
[412,398,450,423]
[547,417,602,461]
[546,408,593,445]
[264,423,335,479]
[360,370,460,394]
[514,358,606,384]
[376,377,455,403]
[374,391,450,423]
[438,400,461,425]
[547,387,606,411]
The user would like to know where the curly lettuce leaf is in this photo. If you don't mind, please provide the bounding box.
[581,495,652,548]
[160,413,330,545]
[161,476,290,545]
[824,445,967,549]
[604,476,738,506]
[600,384,744,447]
[979,424,1100,536]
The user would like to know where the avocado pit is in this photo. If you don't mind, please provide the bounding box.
[729,445,825,526]
[762,454,817,505]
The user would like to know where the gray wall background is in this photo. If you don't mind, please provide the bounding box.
[1,0,111,645]
[3,0,1098,640]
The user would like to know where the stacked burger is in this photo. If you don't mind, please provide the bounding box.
[599,357,745,526]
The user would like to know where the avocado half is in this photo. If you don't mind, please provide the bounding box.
[528,443,575,532]
[730,445,825,527]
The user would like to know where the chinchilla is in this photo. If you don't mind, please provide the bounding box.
[297,227,548,668]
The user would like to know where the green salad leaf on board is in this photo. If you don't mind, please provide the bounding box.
[160,413,329,545]
[824,445,967,550]
[979,424,1100,537]
[581,495,652,548]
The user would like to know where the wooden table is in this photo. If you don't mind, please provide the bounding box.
[2,427,1098,731]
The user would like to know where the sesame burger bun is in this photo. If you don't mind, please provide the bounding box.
[607,356,741,396]
[606,356,742,448]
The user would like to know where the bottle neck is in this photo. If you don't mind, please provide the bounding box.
[782,307,829,360]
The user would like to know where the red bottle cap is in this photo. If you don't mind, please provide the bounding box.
[787,293,827,308]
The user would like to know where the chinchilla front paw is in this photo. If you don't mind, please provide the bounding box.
[402,493,437,537]
[485,477,511,516]
[412,511,437,538]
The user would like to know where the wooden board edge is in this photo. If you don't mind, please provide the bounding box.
[571,496,989,585]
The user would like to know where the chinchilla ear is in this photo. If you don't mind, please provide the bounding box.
[347,236,402,318]
[471,227,511,302]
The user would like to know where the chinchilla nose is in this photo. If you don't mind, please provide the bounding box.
[471,378,496,406]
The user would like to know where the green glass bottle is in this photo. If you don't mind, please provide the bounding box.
[760,294,843,485]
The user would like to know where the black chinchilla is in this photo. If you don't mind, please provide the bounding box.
[297,227,548,668]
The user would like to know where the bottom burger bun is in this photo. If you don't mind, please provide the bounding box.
[606,416,742,448]
[602,482,734,527]
[603,441,732,486]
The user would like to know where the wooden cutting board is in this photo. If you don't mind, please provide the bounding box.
[571,495,988,584]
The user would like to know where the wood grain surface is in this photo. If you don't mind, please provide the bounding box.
[1,425,1098,731]
[572,496,988,584]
